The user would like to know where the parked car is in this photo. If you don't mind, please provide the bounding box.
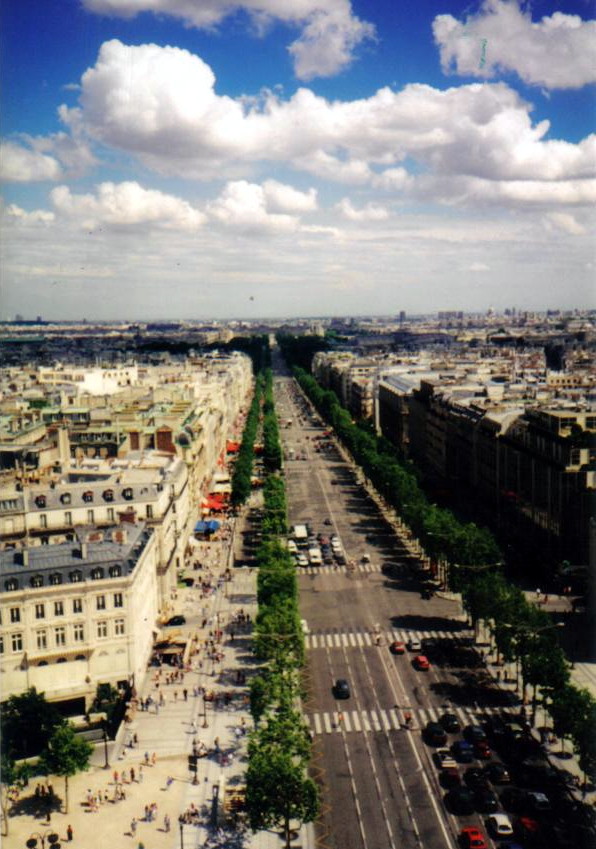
[296,553,308,567]
[166,615,186,626]
[413,655,430,671]
[445,787,475,815]
[333,678,350,699]
[475,741,492,760]
[440,767,461,789]
[464,768,489,789]
[439,712,461,733]
[424,721,448,746]
[487,813,514,838]
[525,791,551,815]
[483,762,511,785]
[500,787,527,813]
[452,741,475,763]
[435,748,458,770]
[407,637,422,652]
[464,724,488,744]
[390,640,406,655]
[473,787,499,813]
[459,826,488,849]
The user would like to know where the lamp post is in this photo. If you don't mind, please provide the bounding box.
[102,718,110,769]
[178,816,185,849]
[201,693,208,728]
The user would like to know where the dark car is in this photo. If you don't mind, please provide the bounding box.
[424,721,448,746]
[439,767,461,789]
[444,787,475,815]
[166,615,186,626]
[473,787,499,813]
[439,712,461,733]
[464,724,488,744]
[483,762,511,785]
[483,715,509,743]
[333,678,350,699]
[500,787,527,814]
[525,791,551,815]
[453,740,475,763]
[464,767,489,789]
[474,741,492,760]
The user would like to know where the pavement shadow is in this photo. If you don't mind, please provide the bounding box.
[390,613,470,633]
[10,791,62,820]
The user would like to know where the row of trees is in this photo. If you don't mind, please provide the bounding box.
[262,369,283,473]
[245,368,319,848]
[290,365,596,782]
[231,372,265,506]
[1,688,94,834]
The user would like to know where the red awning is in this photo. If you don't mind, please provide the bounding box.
[226,440,241,453]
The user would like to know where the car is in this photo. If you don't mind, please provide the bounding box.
[323,553,334,565]
[287,539,298,553]
[464,767,489,789]
[440,767,461,789]
[439,712,461,733]
[445,787,475,815]
[473,787,499,813]
[525,791,551,814]
[487,813,514,838]
[166,615,186,626]
[323,518,332,525]
[500,787,527,813]
[333,678,350,699]
[414,655,430,671]
[390,640,406,655]
[424,721,448,746]
[483,762,511,785]
[453,740,475,763]
[435,748,458,770]
[407,637,422,652]
[464,724,488,744]
[459,826,488,849]
[334,552,346,564]
[296,553,308,567]
[475,741,492,760]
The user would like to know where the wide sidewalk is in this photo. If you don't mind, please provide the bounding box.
[5,506,312,849]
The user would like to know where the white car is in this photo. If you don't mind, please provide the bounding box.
[487,814,513,838]
[287,539,298,553]
[407,638,422,652]
[434,748,457,770]
[296,553,308,567]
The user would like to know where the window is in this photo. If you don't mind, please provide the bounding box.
[64,511,72,525]
[107,508,115,521]
[60,493,71,505]
[109,565,121,577]
[11,633,23,652]
[36,630,47,650]
[10,607,20,623]
[146,505,153,519]
[96,595,106,611]
[73,623,84,642]
[87,509,94,523]
[103,489,114,502]
[35,494,46,508]
[35,603,45,619]
[73,599,83,614]
[5,578,18,592]
[114,618,125,636]
[0,635,3,654]
[40,514,47,528]
[113,592,123,608]
[83,491,93,503]
[97,621,108,638]
[49,573,62,585]
[70,570,82,583]
[54,601,64,616]
[30,574,44,588]
[55,626,66,646]
[122,487,133,500]
[90,567,104,580]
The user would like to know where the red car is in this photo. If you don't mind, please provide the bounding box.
[474,741,492,759]
[459,826,488,849]
[390,641,406,654]
[414,655,431,670]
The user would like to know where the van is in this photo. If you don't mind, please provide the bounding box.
[308,547,322,565]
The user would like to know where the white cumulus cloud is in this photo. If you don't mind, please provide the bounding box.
[207,180,299,233]
[262,179,318,213]
[335,198,389,221]
[49,181,206,231]
[433,0,596,90]
[0,141,63,182]
[81,0,375,80]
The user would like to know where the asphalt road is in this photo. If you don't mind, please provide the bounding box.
[272,367,513,849]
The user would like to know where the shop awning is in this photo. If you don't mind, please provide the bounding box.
[194,519,221,534]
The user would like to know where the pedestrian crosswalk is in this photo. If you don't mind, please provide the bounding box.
[304,703,503,736]
[298,563,382,575]
[304,627,470,650]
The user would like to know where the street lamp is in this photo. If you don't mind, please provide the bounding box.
[178,816,185,849]
[102,718,110,769]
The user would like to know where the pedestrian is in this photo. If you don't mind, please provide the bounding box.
[130,767,135,782]
[113,770,119,784]
[174,690,178,701]
[164,813,170,833]
[139,765,144,783]
[183,688,188,701]
[166,775,173,789]
[144,751,149,764]
[151,752,157,765]
[131,818,137,835]
[66,824,73,841]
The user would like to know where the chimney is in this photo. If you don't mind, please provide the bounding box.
[80,541,88,559]
[21,550,30,567]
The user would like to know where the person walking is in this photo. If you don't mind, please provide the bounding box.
[164,813,170,833]
[66,824,73,842]
[130,818,137,836]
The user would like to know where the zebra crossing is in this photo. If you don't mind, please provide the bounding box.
[304,627,469,650]
[304,703,502,736]
[299,562,382,575]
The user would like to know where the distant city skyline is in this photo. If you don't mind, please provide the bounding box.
[1,0,594,320]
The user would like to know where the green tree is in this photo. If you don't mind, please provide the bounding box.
[0,752,31,836]
[549,684,593,756]
[40,723,93,813]
[246,746,319,849]
[1,687,64,760]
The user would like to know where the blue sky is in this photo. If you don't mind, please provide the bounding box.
[1,0,594,320]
